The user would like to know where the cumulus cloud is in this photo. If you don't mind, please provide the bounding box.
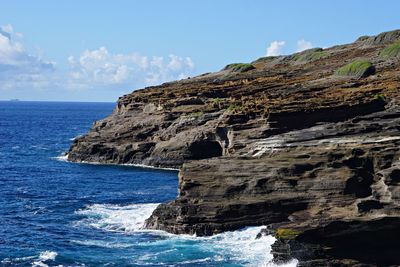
[67,47,195,89]
[0,24,55,90]
[296,39,313,52]
[266,41,285,56]
[0,24,195,93]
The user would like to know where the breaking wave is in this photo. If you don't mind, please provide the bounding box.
[75,203,298,266]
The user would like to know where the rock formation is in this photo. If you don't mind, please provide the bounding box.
[67,30,400,266]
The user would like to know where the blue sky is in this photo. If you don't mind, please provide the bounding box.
[1,0,400,102]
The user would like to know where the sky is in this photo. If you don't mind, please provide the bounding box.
[1,1,400,102]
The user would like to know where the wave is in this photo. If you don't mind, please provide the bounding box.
[75,203,160,232]
[32,251,57,267]
[53,153,179,171]
[69,134,83,141]
[71,239,134,248]
[53,154,68,162]
[75,203,298,266]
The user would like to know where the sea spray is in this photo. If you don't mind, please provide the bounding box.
[75,203,297,266]
[75,203,160,232]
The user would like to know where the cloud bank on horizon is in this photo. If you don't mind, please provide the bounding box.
[0,23,313,100]
[0,24,195,94]
[67,47,195,89]
[0,24,56,90]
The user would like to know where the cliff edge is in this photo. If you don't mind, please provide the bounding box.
[68,30,400,266]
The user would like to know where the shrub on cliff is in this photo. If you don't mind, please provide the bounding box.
[251,56,280,64]
[335,60,376,78]
[276,228,301,240]
[379,41,400,59]
[224,63,255,73]
[374,93,386,102]
[292,48,329,62]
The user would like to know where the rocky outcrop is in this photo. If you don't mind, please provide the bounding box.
[68,30,400,266]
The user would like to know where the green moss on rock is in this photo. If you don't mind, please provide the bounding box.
[335,60,376,78]
[251,56,280,64]
[276,228,301,240]
[224,63,255,73]
[374,93,386,102]
[379,41,400,59]
[292,48,329,62]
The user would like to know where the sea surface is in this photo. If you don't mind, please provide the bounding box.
[0,101,296,267]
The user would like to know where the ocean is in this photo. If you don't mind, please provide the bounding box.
[0,101,296,267]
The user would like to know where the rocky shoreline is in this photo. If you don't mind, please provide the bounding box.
[67,30,400,266]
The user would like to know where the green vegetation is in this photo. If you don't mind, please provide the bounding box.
[379,41,400,59]
[292,48,329,62]
[251,56,280,64]
[211,98,223,104]
[335,60,375,78]
[224,63,255,73]
[225,104,244,113]
[356,35,370,42]
[188,111,204,119]
[211,98,224,109]
[276,228,301,240]
[374,93,386,102]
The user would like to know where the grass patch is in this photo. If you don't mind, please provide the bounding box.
[188,111,204,119]
[211,98,223,104]
[292,48,329,62]
[225,104,244,113]
[251,56,280,64]
[335,60,375,78]
[276,228,301,240]
[356,35,370,42]
[379,41,400,59]
[374,93,386,102]
[224,63,255,73]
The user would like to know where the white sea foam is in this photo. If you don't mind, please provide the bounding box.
[38,251,57,261]
[77,160,179,171]
[75,203,160,232]
[31,251,57,267]
[71,239,134,248]
[168,226,297,267]
[197,226,276,266]
[53,154,68,162]
[52,153,179,171]
[75,203,297,266]
[69,135,83,141]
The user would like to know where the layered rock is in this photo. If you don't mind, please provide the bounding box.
[68,30,400,266]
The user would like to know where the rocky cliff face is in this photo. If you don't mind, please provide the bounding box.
[68,30,400,266]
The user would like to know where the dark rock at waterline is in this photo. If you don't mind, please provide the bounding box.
[272,217,400,266]
[68,30,400,265]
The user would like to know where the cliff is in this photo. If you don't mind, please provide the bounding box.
[67,30,400,266]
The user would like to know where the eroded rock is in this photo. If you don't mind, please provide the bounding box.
[68,30,400,265]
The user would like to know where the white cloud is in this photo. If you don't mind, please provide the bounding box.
[266,41,285,56]
[0,24,55,90]
[0,24,196,93]
[1,24,13,34]
[68,47,195,89]
[296,39,313,52]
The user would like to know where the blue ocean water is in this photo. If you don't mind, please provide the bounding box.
[0,101,294,267]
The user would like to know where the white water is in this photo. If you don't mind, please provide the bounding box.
[53,153,179,171]
[1,251,58,267]
[31,251,57,267]
[53,154,68,162]
[75,203,159,232]
[75,203,298,266]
